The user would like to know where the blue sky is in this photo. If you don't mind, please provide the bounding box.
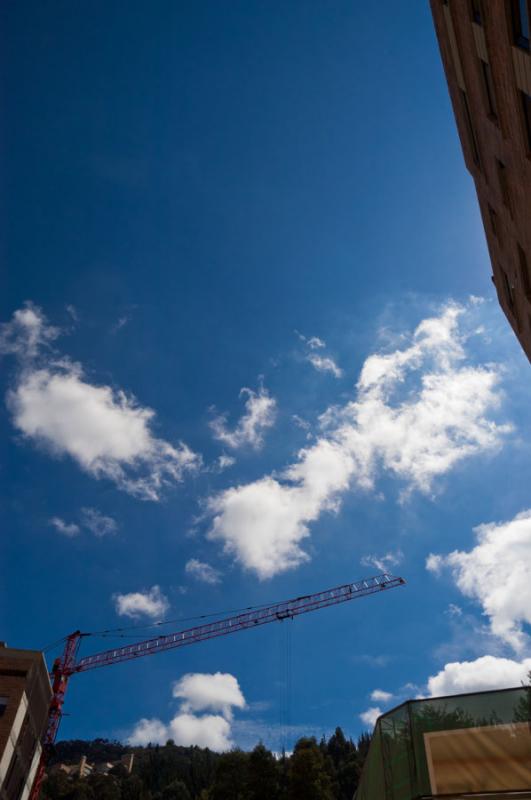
[2,1,531,752]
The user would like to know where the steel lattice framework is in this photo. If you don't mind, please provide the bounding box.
[29,573,405,799]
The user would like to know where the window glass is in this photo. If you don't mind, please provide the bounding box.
[521,91,531,150]
[0,696,7,716]
[460,90,480,166]
[488,205,500,242]
[471,0,482,23]
[496,159,512,212]
[518,245,531,299]
[520,0,530,38]
[503,270,516,313]
[481,60,497,119]
[512,0,530,48]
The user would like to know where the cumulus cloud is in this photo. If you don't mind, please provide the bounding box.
[81,507,118,537]
[172,672,246,720]
[208,303,511,578]
[1,304,200,500]
[49,517,80,537]
[210,386,277,450]
[128,673,246,751]
[426,655,531,696]
[127,718,168,747]
[185,558,222,585]
[307,353,343,378]
[427,510,531,651]
[359,707,382,728]
[169,713,233,750]
[370,689,393,703]
[114,586,169,619]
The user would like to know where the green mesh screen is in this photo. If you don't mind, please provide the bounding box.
[355,686,531,799]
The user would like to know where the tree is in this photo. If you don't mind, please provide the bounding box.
[161,779,191,800]
[210,750,250,800]
[247,743,280,800]
[288,738,334,800]
[86,774,121,800]
[514,670,531,723]
[336,752,361,800]
[121,774,151,800]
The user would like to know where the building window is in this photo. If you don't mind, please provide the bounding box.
[511,0,530,49]
[480,59,498,120]
[520,90,531,151]
[0,696,7,717]
[460,90,481,166]
[496,159,512,212]
[503,269,516,313]
[470,0,483,24]
[488,204,501,243]
[518,244,531,299]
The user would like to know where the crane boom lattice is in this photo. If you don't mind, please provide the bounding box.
[29,573,405,800]
[74,573,404,674]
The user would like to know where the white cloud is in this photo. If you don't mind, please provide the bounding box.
[110,315,130,334]
[297,330,342,377]
[210,386,277,450]
[425,553,444,574]
[81,507,118,537]
[114,586,169,620]
[426,655,531,696]
[128,673,246,752]
[185,558,222,585]
[216,454,236,471]
[427,510,531,651]
[370,689,393,703]
[307,353,343,379]
[446,603,463,618]
[169,713,233,750]
[65,305,79,323]
[209,303,511,578]
[127,718,169,746]
[1,304,200,500]
[295,331,325,350]
[172,672,246,720]
[359,707,382,728]
[49,517,80,537]
[0,302,59,359]
[361,551,403,573]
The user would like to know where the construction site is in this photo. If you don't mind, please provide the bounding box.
[3,0,531,798]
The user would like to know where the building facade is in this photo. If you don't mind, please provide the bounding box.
[430,0,531,361]
[0,644,52,800]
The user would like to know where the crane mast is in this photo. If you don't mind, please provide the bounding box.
[29,573,405,799]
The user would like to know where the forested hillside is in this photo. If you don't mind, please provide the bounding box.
[42,728,371,800]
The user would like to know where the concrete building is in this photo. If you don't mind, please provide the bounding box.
[0,644,52,800]
[50,753,135,780]
[430,0,531,361]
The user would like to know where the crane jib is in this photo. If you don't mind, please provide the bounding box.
[28,573,405,800]
[73,574,404,674]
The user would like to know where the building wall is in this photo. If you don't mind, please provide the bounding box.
[430,0,531,362]
[0,646,52,800]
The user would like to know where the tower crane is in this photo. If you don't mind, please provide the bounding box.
[29,573,405,799]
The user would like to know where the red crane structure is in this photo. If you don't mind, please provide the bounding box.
[29,573,405,799]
